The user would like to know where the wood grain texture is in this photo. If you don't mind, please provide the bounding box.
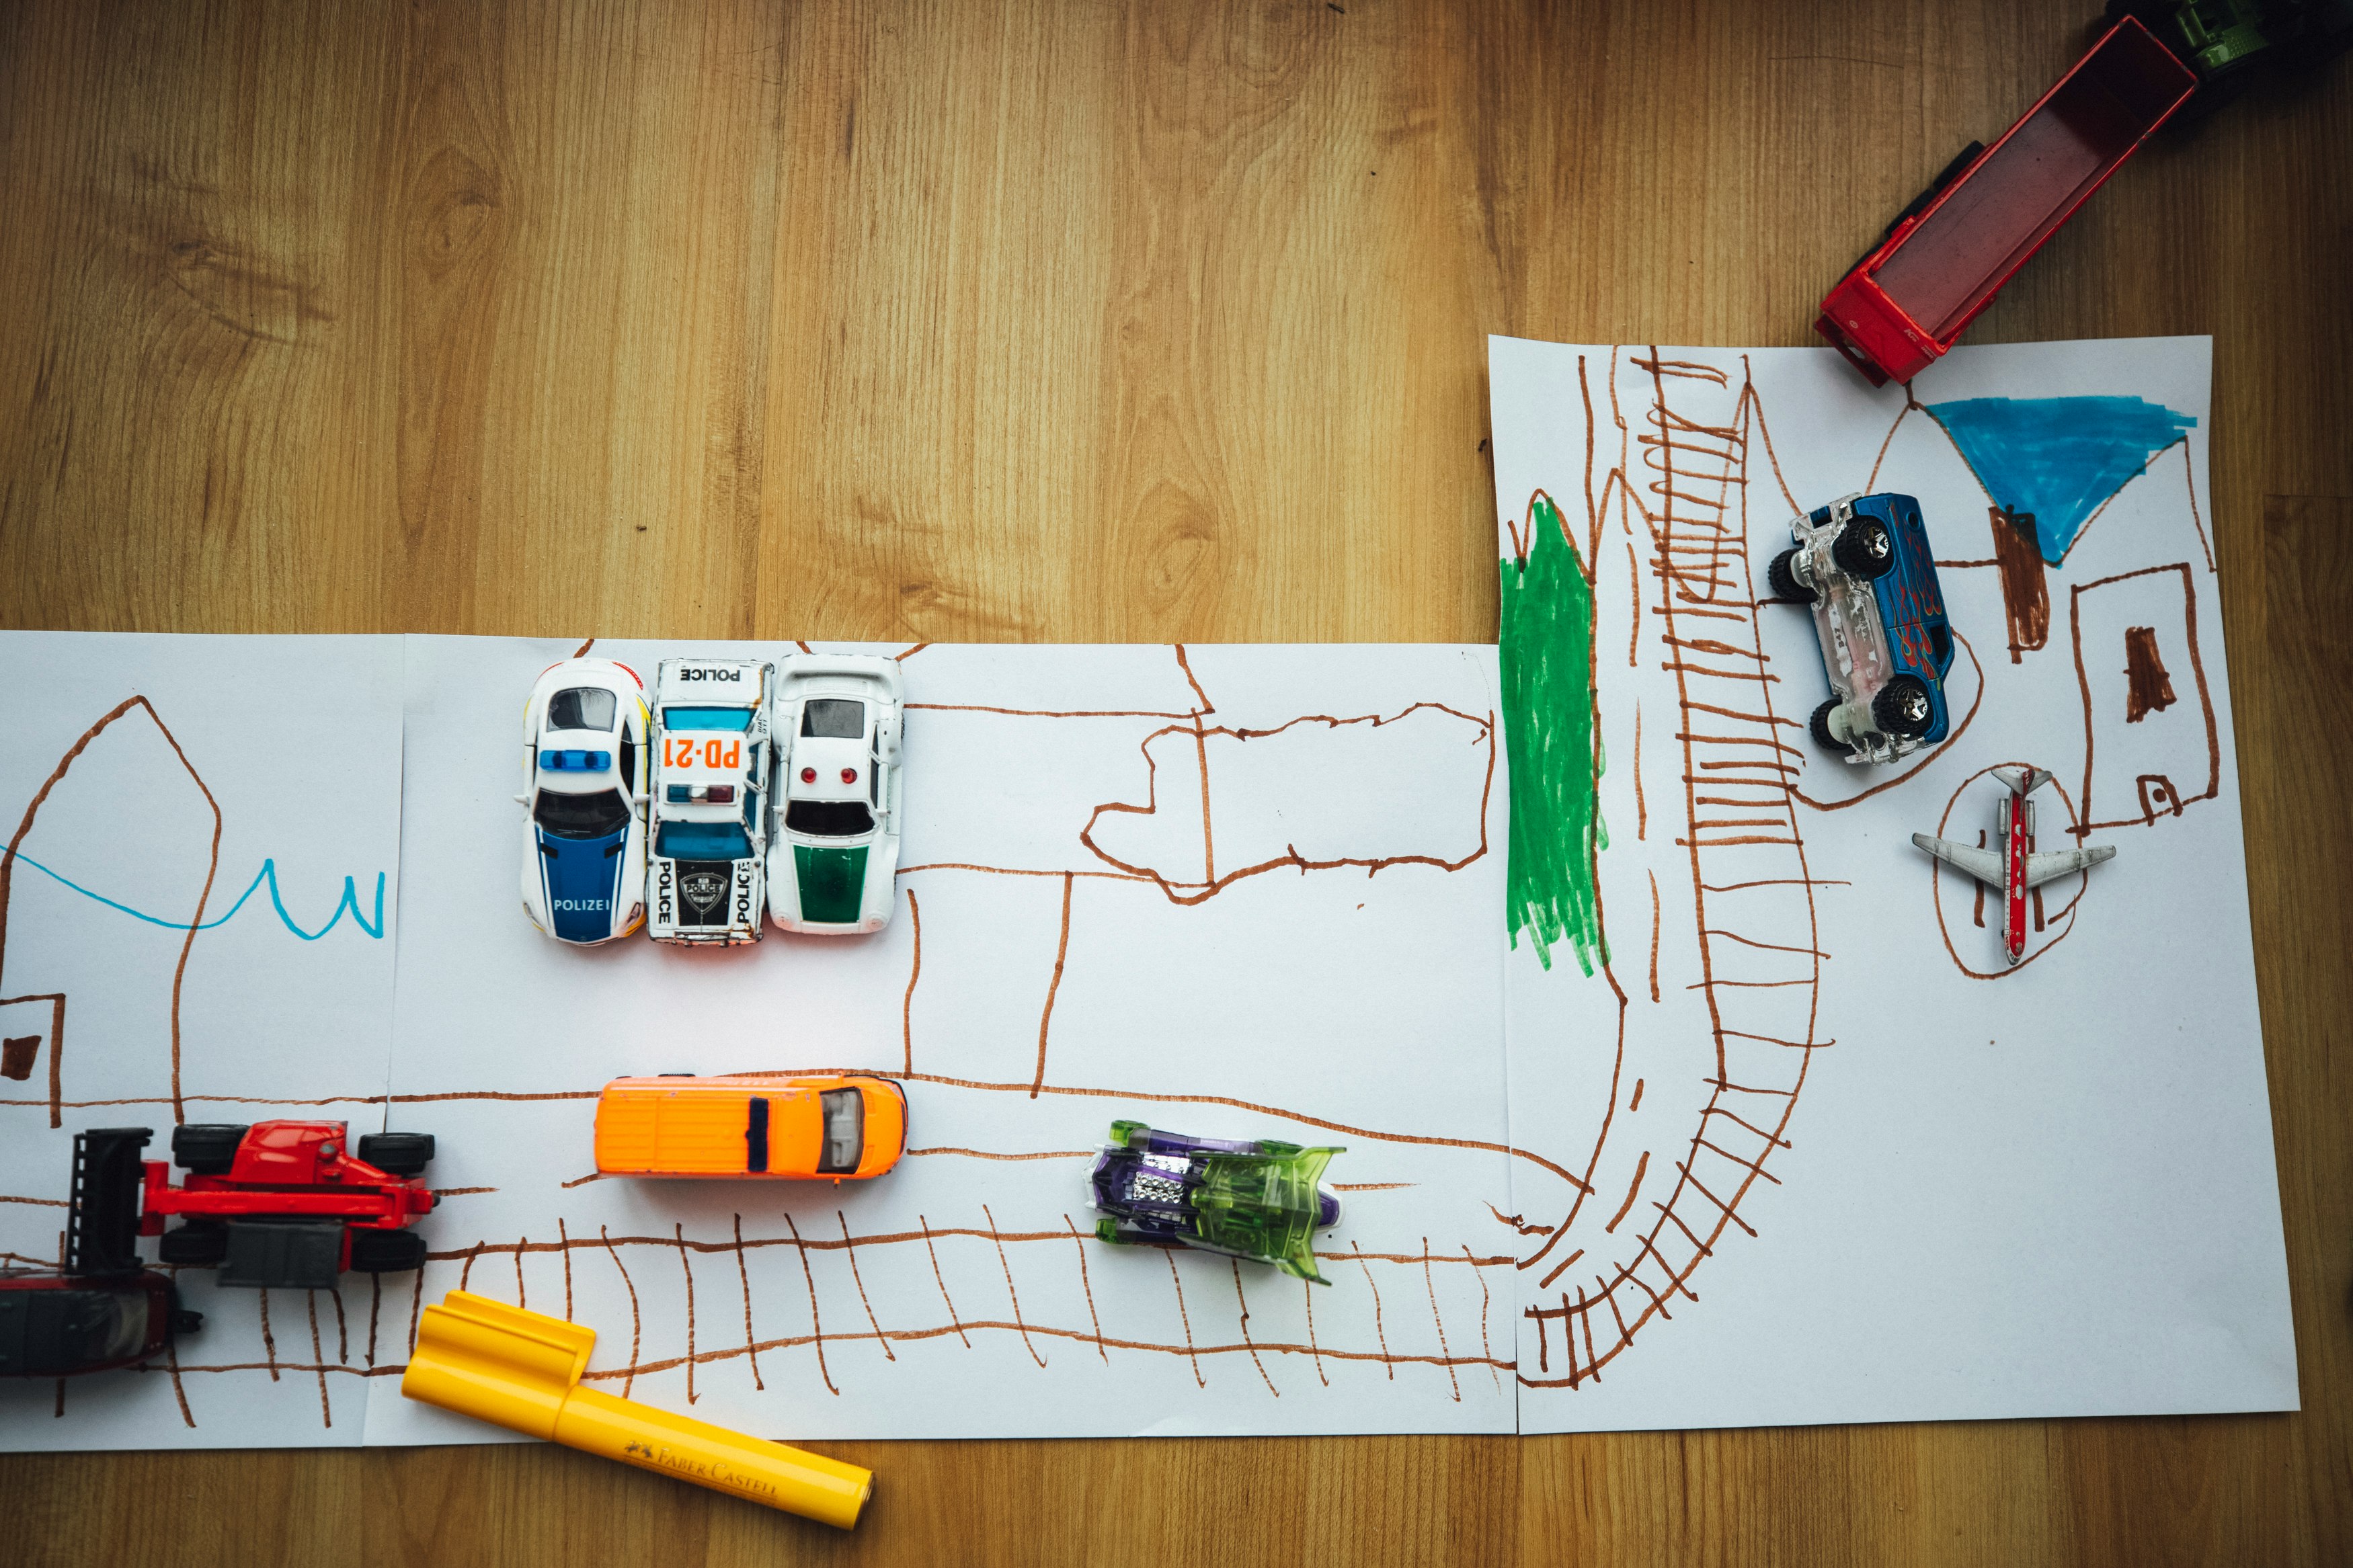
[1,2,2346,1563]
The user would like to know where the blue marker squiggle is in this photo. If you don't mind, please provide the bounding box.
[3,852,386,940]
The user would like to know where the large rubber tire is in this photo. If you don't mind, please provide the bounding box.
[1808,700,1844,753]
[1832,516,1896,579]
[1873,675,1935,738]
[348,1228,428,1274]
[1767,549,1814,604]
[356,1132,435,1177]
[158,1222,229,1267]
[170,1124,247,1175]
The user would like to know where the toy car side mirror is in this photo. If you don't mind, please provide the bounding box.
[512,793,529,807]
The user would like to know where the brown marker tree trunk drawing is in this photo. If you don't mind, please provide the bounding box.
[2123,626,2176,723]
[1991,506,2049,663]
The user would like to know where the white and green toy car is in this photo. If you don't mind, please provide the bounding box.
[767,655,904,934]
[646,657,772,946]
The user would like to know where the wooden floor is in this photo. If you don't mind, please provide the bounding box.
[3,3,2348,1563]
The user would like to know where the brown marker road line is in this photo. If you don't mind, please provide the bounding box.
[1634,706,1647,839]
[1579,1287,1601,1383]
[1702,1103,1792,1147]
[1171,644,1215,715]
[1464,1244,1501,1393]
[1704,929,1829,960]
[905,702,1195,720]
[1232,1262,1278,1397]
[408,1269,424,1356]
[1537,1246,1585,1292]
[515,1237,528,1309]
[898,862,1148,883]
[893,643,930,661]
[307,1293,331,1428]
[1647,872,1662,1002]
[331,1288,348,1364]
[259,1290,280,1381]
[1560,1291,1580,1387]
[982,1204,1046,1368]
[1696,1137,1783,1186]
[0,1194,67,1206]
[1422,1242,1460,1403]
[1862,391,1919,493]
[601,1227,640,1397]
[919,1216,969,1348]
[1598,1274,1633,1354]
[1486,1204,1554,1236]
[910,1147,1091,1161]
[458,1243,483,1291]
[1353,1243,1394,1381]
[783,1212,836,1395]
[1330,1182,1414,1192]
[795,641,813,653]
[367,1276,381,1367]
[571,638,596,659]
[1629,1078,1645,1112]
[1605,1151,1650,1234]
[1301,1278,1328,1386]
[557,1218,573,1321]
[1029,873,1074,1098]
[2180,442,2213,573]
[165,1325,194,1428]
[900,888,922,1073]
[560,1171,609,1189]
[672,1225,696,1403]
[1166,1252,1205,1388]
[1062,1215,1109,1364]
[734,1215,764,1387]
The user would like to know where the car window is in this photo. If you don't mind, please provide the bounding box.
[535,788,630,840]
[549,688,616,733]
[816,1088,865,1173]
[655,821,753,861]
[663,706,755,732]
[618,731,637,790]
[801,699,865,739]
[785,800,875,837]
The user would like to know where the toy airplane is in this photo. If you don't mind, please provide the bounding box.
[1912,767,2116,966]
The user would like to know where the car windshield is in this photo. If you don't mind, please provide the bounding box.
[664,706,754,732]
[801,698,865,739]
[549,688,616,732]
[816,1088,865,1173]
[535,788,630,840]
[785,800,873,837]
[656,821,753,861]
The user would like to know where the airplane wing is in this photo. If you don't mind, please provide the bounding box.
[1911,833,2003,888]
[2022,843,2116,889]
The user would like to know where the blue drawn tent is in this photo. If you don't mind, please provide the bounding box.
[1925,396,2198,564]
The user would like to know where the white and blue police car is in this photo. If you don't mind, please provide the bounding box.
[518,657,649,945]
[647,658,772,946]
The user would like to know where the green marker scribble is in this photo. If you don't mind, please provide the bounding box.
[1500,493,1607,974]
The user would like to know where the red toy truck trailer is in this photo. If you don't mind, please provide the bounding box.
[143,1120,440,1290]
[1816,17,2198,386]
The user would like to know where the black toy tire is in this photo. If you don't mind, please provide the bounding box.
[1873,676,1935,738]
[1767,549,1814,604]
[158,1222,229,1267]
[348,1228,428,1274]
[1808,700,1843,753]
[356,1132,435,1176]
[1831,517,1896,579]
[171,1124,248,1175]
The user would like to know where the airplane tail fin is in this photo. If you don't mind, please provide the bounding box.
[1991,766,2053,798]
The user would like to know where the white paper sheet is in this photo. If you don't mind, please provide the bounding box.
[1485,335,2295,1431]
[0,634,405,1446]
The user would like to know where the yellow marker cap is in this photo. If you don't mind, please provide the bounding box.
[401,1290,871,1530]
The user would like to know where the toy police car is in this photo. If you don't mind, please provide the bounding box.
[768,655,904,934]
[1767,492,1955,765]
[518,657,649,944]
[648,658,772,945]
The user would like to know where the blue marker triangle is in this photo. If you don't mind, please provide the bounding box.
[1925,397,2197,564]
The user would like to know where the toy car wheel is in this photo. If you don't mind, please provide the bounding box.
[1831,517,1896,579]
[348,1229,428,1274]
[170,1124,248,1175]
[158,1222,229,1266]
[1807,700,1843,753]
[1767,548,1814,604]
[356,1132,436,1176]
[1872,675,1934,737]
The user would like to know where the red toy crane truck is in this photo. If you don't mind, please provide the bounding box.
[143,1120,440,1290]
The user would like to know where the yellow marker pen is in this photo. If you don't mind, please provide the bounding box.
[401,1290,871,1530]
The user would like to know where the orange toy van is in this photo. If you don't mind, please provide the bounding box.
[594,1074,908,1182]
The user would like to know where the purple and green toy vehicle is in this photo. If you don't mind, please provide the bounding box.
[1086,1121,1345,1283]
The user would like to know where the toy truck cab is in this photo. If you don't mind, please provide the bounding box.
[647,659,773,946]
[1767,492,1954,766]
[1,1129,200,1378]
